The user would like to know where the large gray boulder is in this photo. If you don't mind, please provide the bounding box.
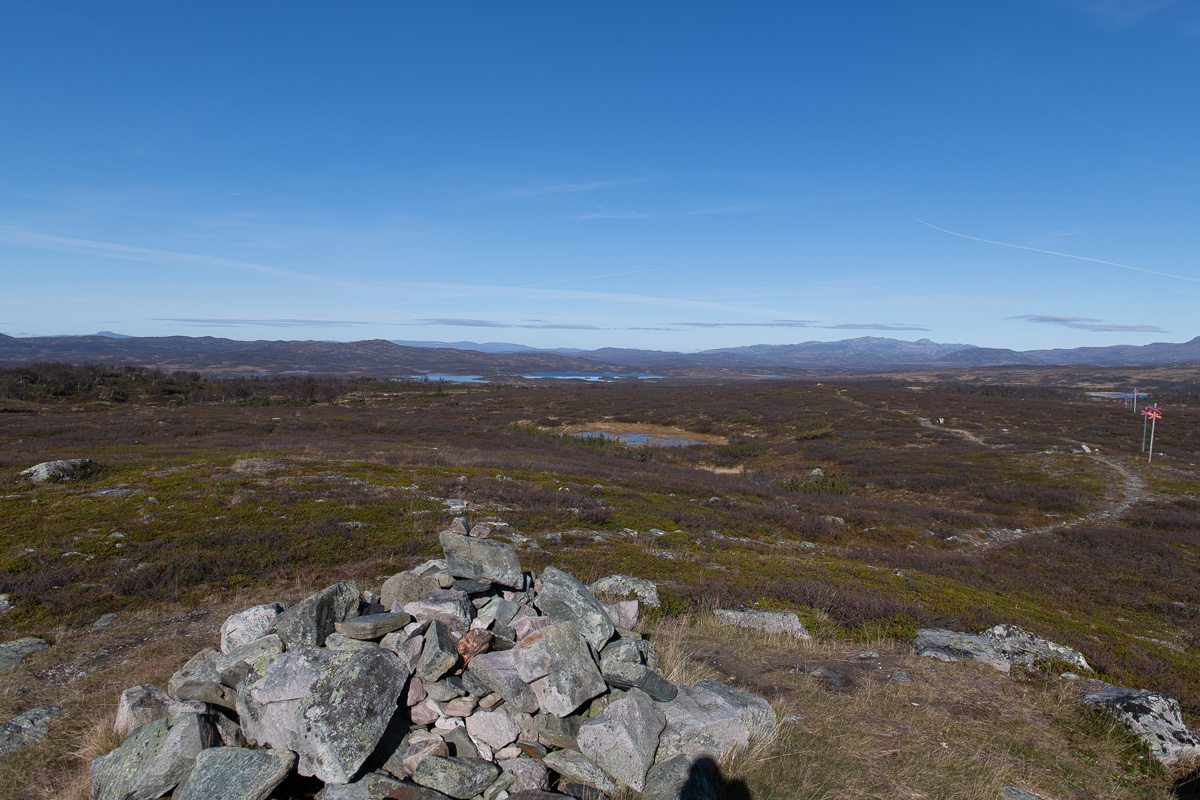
[382,571,441,610]
[1082,683,1200,765]
[693,679,776,737]
[466,650,539,714]
[20,458,99,483]
[655,682,750,761]
[91,712,218,800]
[982,624,1090,672]
[714,609,811,640]
[114,685,172,738]
[171,746,295,800]
[0,636,50,672]
[0,705,60,757]
[589,574,660,608]
[220,604,284,654]
[269,580,361,650]
[439,532,524,588]
[533,568,614,651]
[236,647,409,784]
[412,755,501,800]
[513,622,606,717]
[914,628,1011,673]
[577,688,665,792]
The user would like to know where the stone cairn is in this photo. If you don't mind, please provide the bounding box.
[92,520,776,800]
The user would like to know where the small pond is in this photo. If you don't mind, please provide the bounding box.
[570,431,703,447]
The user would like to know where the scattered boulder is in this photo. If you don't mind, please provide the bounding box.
[982,624,1090,672]
[0,636,50,672]
[20,458,99,483]
[913,628,1011,673]
[1081,683,1200,765]
[0,705,60,757]
[172,746,295,800]
[589,574,660,608]
[713,609,811,640]
[220,603,285,654]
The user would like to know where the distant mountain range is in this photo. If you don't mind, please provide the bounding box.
[1,332,1198,375]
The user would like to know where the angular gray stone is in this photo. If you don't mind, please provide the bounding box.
[534,568,614,651]
[982,624,1091,672]
[478,597,521,628]
[269,580,360,650]
[386,782,459,800]
[393,737,450,778]
[588,574,660,608]
[172,746,295,800]
[236,647,409,784]
[339,612,412,640]
[215,635,285,688]
[535,713,580,750]
[713,609,811,640]
[168,648,221,697]
[599,637,660,672]
[601,600,638,630]
[693,679,776,737]
[413,756,501,800]
[465,704,521,750]
[417,621,460,682]
[404,590,474,633]
[442,726,480,759]
[577,688,665,792]
[655,682,749,761]
[115,684,172,738]
[220,603,284,654]
[439,531,524,588]
[90,712,218,800]
[0,636,50,672]
[641,754,717,800]
[1082,683,1200,765]
[466,650,539,714]
[326,632,382,652]
[382,571,441,610]
[914,628,1010,673]
[316,770,404,799]
[502,757,550,793]
[541,750,619,796]
[0,705,60,756]
[599,660,677,702]
[20,458,98,483]
[518,622,607,718]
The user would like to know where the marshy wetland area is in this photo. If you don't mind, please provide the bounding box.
[2,364,1199,799]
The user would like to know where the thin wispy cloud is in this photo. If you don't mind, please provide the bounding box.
[415,318,605,330]
[1009,314,1165,332]
[0,224,368,289]
[917,219,1200,284]
[820,323,931,331]
[159,318,372,328]
[676,320,817,329]
[504,179,633,198]
[575,202,767,221]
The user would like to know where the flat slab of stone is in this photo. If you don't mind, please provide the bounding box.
[439,532,525,589]
[0,705,60,757]
[1081,683,1200,765]
[713,609,811,640]
[693,679,776,737]
[270,580,360,650]
[173,746,296,800]
[339,612,412,640]
[237,647,409,784]
[914,628,1010,673]
[404,590,474,633]
[0,637,50,672]
[541,750,619,796]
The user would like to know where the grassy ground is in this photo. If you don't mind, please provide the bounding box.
[1,368,1198,797]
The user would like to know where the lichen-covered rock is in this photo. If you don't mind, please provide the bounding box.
[216,635,285,688]
[20,458,99,483]
[982,624,1090,672]
[417,621,460,682]
[914,628,1010,673]
[269,580,360,650]
[599,660,677,702]
[577,688,665,792]
[588,574,660,608]
[641,754,717,800]
[219,604,284,654]
[315,770,404,799]
[338,612,412,641]
[713,609,811,640]
[404,590,474,633]
[693,679,776,737]
[0,705,60,757]
[541,750,620,796]
[382,571,441,610]
[466,650,540,714]
[0,636,50,672]
[171,746,295,800]
[236,647,408,784]
[502,757,549,794]
[1082,683,1200,765]
[439,532,524,589]
[515,622,606,718]
[465,705,521,750]
[534,568,614,651]
[90,712,218,800]
[114,684,172,738]
[655,682,750,761]
[412,755,501,800]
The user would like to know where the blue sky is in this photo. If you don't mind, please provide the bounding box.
[2,1,1198,352]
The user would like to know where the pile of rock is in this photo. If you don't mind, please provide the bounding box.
[92,520,776,800]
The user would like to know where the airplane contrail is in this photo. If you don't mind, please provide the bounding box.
[916,219,1200,284]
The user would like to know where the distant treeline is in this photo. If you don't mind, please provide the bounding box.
[0,362,396,405]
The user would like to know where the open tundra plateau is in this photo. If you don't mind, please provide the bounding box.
[1,363,1199,800]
